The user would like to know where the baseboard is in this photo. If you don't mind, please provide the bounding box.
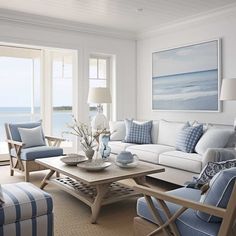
[0,160,10,166]
[0,154,9,162]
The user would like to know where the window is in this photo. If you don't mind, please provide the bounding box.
[88,56,110,120]
[51,52,74,149]
[0,46,41,154]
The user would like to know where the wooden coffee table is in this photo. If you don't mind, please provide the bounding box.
[36,156,164,223]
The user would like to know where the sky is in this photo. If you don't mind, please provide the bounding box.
[0,57,72,107]
[152,40,218,77]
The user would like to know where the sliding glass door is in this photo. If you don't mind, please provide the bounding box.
[0,46,77,158]
[51,52,75,151]
[0,46,41,156]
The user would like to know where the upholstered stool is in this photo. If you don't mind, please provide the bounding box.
[0,182,53,236]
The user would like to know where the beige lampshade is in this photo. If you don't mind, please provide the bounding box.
[220,78,236,100]
[87,87,112,104]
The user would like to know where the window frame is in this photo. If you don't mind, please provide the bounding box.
[88,54,111,120]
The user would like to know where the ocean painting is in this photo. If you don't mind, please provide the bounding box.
[152,40,220,111]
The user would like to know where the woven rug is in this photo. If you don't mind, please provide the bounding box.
[0,165,177,236]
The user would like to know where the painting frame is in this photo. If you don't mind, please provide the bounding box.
[152,39,221,112]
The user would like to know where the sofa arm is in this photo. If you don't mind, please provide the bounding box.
[202,148,236,168]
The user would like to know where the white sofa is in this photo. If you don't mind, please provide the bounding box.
[109,120,236,185]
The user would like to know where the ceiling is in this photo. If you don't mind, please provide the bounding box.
[0,0,236,34]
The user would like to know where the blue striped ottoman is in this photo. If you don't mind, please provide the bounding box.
[0,182,53,236]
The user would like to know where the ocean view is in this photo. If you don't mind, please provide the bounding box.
[0,107,72,142]
[152,69,218,111]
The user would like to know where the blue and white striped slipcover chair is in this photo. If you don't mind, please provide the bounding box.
[0,182,53,236]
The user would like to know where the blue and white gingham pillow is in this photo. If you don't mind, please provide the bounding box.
[176,123,203,153]
[124,120,152,144]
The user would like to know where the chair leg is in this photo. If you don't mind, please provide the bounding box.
[10,168,14,176]
[25,171,30,182]
[56,171,60,178]
[24,162,29,182]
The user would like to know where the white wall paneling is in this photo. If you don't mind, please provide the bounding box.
[137,7,236,125]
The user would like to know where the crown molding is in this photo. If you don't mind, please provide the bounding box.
[0,8,137,40]
[137,2,236,39]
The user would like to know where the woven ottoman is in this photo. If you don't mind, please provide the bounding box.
[0,182,53,236]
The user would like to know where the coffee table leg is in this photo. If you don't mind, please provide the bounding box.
[91,183,110,224]
[40,170,55,189]
[133,176,147,186]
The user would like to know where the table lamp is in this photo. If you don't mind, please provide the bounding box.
[87,87,112,130]
[220,78,236,129]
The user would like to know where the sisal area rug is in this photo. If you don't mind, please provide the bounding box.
[0,165,178,236]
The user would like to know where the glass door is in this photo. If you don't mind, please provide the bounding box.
[51,51,75,153]
[0,46,41,158]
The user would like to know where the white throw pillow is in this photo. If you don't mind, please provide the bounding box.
[195,128,234,155]
[157,120,187,147]
[109,121,126,141]
[18,126,46,148]
[0,184,4,204]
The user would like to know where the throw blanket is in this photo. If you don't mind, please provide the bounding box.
[202,148,236,168]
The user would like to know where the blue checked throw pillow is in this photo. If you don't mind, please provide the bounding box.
[124,120,152,144]
[176,123,203,153]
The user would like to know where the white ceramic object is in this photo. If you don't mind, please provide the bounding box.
[115,160,138,168]
[116,151,138,164]
[61,155,88,166]
[77,160,112,171]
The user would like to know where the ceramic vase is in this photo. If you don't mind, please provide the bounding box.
[99,135,111,159]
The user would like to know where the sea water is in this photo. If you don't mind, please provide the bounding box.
[152,69,218,111]
[0,107,72,142]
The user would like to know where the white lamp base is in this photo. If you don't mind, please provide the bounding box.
[91,112,109,131]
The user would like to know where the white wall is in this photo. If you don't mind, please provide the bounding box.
[137,8,236,125]
[0,17,136,122]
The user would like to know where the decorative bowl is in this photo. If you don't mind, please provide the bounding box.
[77,159,112,171]
[61,154,88,166]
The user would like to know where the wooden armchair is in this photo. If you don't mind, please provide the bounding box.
[5,122,65,182]
[133,182,236,236]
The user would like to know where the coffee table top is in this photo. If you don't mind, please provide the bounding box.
[36,155,165,185]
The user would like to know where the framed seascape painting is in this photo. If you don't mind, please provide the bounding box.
[152,39,221,112]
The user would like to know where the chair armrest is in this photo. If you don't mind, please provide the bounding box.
[44,135,65,142]
[6,139,24,147]
[133,185,226,218]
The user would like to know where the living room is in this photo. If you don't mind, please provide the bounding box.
[0,1,236,236]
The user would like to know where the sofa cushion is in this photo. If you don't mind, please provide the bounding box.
[0,182,53,226]
[8,121,44,142]
[18,126,46,148]
[11,146,63,161]
[176,123,203,153]
[126,144,175,164]
[108,141,134,154]
[124,120,153,144]
[196,159,236,185]
[197,168,236,223]
[124,119,132,141]
[195,128,234,155]
[137,187,220,236]
[159,151,202,173]
[158,120,187,147]
[109,121,126,141]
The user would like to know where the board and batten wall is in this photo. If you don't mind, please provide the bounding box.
[136,7,236,125]
[0,11,136,122]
